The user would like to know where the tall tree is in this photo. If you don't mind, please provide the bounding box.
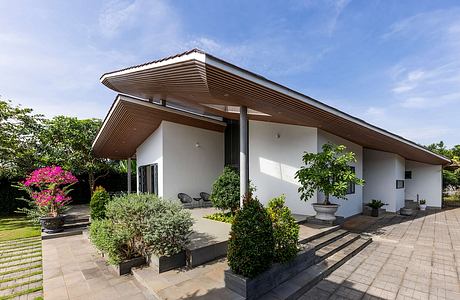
[38,116,119,195]
[0,99,43,178]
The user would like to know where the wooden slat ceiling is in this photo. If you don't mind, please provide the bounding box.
[98,50,449,165]
[92,96,226,159]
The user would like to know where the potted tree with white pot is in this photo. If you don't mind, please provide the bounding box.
[295,143,365,221]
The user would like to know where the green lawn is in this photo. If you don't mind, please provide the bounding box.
[0,216,40,242]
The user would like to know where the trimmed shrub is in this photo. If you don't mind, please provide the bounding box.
[267,195,299,263]
[144,201,193,256]
[227,197,274,278]
[89,193,194,264]
[89,219,131,264]
[90,186,110,220]
[210,166,240,213]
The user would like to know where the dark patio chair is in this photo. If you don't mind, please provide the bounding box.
[200,192,212,207]
[178,193,194,209]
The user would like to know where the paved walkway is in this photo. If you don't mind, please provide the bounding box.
[42,234,155,300]
[300,208,460,300]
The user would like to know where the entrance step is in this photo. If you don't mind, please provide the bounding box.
[261,236,372,299]
[302,228,349,250]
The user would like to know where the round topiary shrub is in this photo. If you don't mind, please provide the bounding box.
[210,166,240,213]
[227,197,274,278]
[90,186,110,220]
[267,195,299,263]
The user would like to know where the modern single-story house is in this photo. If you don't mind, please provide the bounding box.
[92,49,450,218]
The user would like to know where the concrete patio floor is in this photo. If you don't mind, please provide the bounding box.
[300,208,460,300]
[42,234,155,300]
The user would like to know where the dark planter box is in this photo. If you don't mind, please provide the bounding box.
[111,256,146,276]
[149,251,186,273]
[225,245,315,299]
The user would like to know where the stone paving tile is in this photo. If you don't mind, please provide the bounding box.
[42,234,154,300]
[301,208,460,300]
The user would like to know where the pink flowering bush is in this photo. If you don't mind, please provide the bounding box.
[19,166,78,217]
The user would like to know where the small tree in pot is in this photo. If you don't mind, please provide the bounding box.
[295,143,364,221]
[17,166,78,233]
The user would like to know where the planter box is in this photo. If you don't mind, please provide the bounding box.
[225,245,315,299]
[111,256,146,276]
[149,251,186,273]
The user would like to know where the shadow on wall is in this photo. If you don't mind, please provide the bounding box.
[258,157,300,186]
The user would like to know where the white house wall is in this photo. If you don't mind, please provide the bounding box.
[249,121,317,216]
[162,121,224,201]
[136,124,164,196]
[363,149,405,212]
[405,160,442,207]
[317,129,364,218]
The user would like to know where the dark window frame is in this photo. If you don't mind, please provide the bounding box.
[138,163,159,195]
[405,171,412,179]
[396,180,405,189]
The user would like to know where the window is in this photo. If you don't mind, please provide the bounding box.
[138,164,159,195]
[347,166,356,194]
[405,171,412,179]
[396,180,405,189]
[138,165,148,193]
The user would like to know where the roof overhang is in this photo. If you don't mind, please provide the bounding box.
[92,94,226,159]
[96,49,450,165]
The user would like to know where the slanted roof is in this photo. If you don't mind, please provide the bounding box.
[95,49,450,165]
[92,94,226,159]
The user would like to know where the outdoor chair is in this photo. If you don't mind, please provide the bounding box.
[200,192,212,207]
[178,193,194,209]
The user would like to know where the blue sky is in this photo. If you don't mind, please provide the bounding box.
[1,0,459,146]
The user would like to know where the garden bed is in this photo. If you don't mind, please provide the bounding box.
[149,251,186,273]
[224,245,315,299]
[111,256,146,276]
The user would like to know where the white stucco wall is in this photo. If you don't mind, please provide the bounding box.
[162,121,224,200]
[136,124,164,196]
[249,121,317,215]
[317,129,364,218]
[363,149,405,212]
[405,160,442,207]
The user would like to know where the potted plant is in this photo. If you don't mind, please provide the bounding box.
[366,199,386,217]
[419,199,427,211]
[18,166,78,233]
[295,143,364,221]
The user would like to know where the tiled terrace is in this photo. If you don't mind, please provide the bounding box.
[300,208,460,300]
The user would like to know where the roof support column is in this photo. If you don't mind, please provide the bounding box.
[240,106,249,207]
[127,157,132,194]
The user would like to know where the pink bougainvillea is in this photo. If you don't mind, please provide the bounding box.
[21,166,78,217]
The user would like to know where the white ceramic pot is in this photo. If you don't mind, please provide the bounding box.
[419,204,427,211]
[312,203,339,221]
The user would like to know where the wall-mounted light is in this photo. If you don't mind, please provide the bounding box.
[275,133,281,139]
[195,142,200,148]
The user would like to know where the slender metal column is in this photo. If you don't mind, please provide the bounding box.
[240,106,249,207]
[127,157,132,194]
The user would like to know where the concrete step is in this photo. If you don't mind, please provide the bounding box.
[261,236,372,300]
[65,216,90,224]
[298,225,341,244]
[314,233,360,263]
[302,228,349,250]
[63,221,90,230]
[260,237,372,299]
[41,226,84,240]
